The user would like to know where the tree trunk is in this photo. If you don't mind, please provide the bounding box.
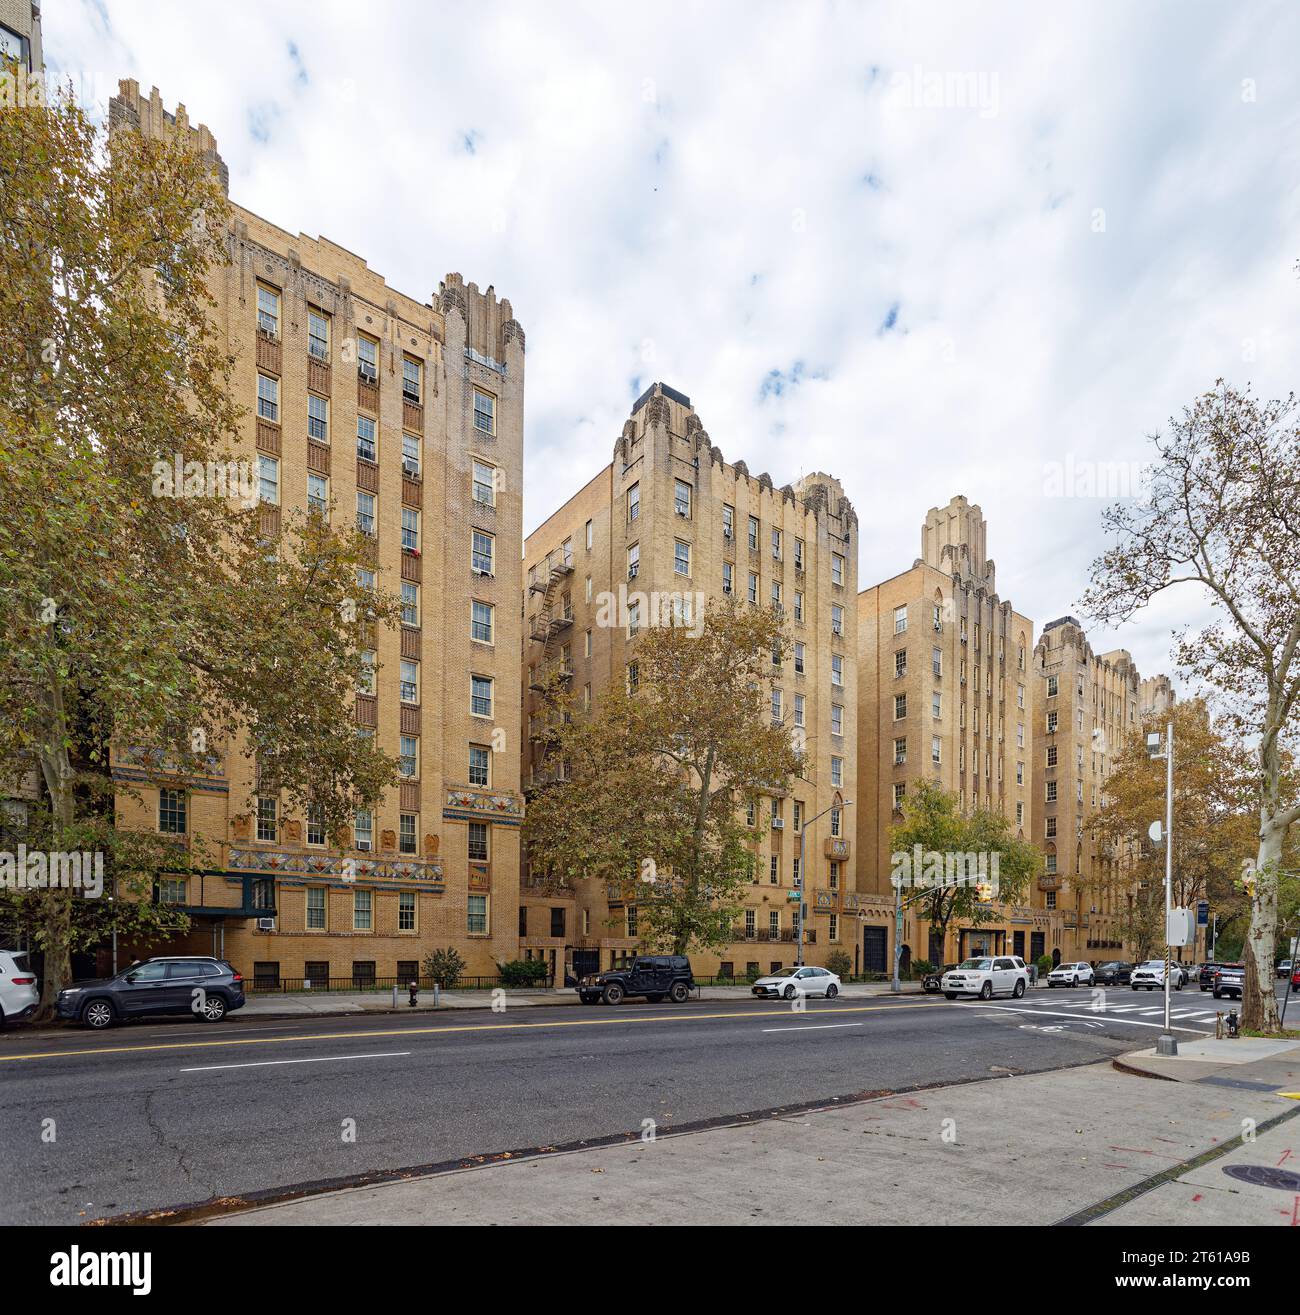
[34,673,76,1020]
[1241,814,1283,1031]
[672,748,715,957]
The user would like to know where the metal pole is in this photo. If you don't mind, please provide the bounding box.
[1158,719,1178,1056]
[891,878,902,994]
[797,823,806,967]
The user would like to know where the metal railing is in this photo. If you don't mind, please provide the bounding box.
[245,973,555,994]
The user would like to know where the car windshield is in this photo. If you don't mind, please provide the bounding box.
[958,959,992,971]
[1141,961,1164,969]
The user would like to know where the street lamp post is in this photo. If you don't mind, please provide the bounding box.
[1147,722,1177,1057]
[796,792,852,966]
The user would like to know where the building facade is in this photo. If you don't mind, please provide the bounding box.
[107,82,524,984]
[856,496,1051,972]
[0,0,42,78]
[521,383,858,980]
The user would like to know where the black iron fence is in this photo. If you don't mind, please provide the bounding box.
[246,974,554,993]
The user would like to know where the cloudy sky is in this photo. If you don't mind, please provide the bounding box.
[51,0,1300,687]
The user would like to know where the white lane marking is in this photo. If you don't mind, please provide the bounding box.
[760,1023,864,1034]
[966,1004,1210,1032]
[181,1051,411,1073]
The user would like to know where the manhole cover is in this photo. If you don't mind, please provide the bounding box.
[1222,1164,1300,1192]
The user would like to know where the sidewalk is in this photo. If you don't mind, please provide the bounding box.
[205,1041,1300,1227]
[233,979,925,1018]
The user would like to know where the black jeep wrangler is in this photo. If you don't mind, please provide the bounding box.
[577,955,695,1005]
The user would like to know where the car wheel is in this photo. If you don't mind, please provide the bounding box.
[601,983,625,1006]
[783,984,797,1000]
[1175,981,1182,991]
[1130,983,1138,990]
[1213,989,1221,999]
[668,982,689,1004]
[825,983,839,999]
[1013,979,1026,998]
[1048,981,1056,988]
[82,999,114,1030]
[979,981,993,1000]
[944,992,957,1000]
[201,995,227,1022]
[644,994,664,1003]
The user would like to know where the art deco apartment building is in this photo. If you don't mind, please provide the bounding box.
[1033,618,1175,963]
[521,383,858,980]
[107,82,524,982]
[856,496,1051,972]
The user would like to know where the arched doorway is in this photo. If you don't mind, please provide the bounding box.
[1052,946,1062,967]
[899,943,912,977]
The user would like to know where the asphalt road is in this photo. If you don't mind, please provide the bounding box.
[0,984,1288,1225]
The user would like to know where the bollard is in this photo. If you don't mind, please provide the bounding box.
[408,980,418,1007]
[392,984,399,1008]
[1227,1009,1239,1038]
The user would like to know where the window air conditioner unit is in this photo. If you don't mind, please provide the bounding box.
[771,818,784,830]
[723,528,733,539]
[722,584,732,594]
[357,840,371,852]
[403,458,420,477]
[257,917,276,932]
[628,564,638,579]
[474,567,494,577]
[358,363,377,382]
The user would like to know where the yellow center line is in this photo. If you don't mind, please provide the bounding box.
[0,1000,950,1064]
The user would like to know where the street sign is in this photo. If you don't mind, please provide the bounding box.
[1167,907,1192,947]
[787,890,801,902]
[1196,900,1209,926]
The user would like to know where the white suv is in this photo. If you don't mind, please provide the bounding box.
[1047,961,1095,988]
[942,955,1029,1000]
[0,949,40,1026]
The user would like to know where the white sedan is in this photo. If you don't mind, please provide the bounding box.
[751,965,841,999]
[942,956,1029,1000]
[1130,959,1184,990]
[1047,961,1095,988]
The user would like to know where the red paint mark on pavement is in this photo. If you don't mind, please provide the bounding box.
[1276,1148,1293,1167]
[1191,1194,1202,1202]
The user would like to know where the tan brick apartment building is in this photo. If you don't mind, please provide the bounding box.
[1033,617,1175,963]
[856,496,1047,971]
[107,82,524,983]
[521,383,858,980]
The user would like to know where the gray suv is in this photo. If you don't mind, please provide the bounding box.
[56,956,245,1028]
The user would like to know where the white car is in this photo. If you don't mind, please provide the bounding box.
[1130,959,1184,991]
[751,965,841,999]
[1278,960,1294,980]
[0,949,40,1027]
[1047,961,1095,988]
[942,956,1029,1000]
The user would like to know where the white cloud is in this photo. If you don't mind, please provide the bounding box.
[48,0,1300,687]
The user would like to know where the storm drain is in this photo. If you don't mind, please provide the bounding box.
[1222,1163,1300,1192]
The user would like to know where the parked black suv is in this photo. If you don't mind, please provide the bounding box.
[56,956,245,1029]
[577,955,694,1005]
[1093,961,1132,986]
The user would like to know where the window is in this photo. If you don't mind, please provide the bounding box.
[894,737,907,765]
[893,604,907,634]
[1017,683,1026,709]
[469,744,491,787]
[357,335,378,381]
[256,795,277,842]
[771,689,783,723]
[831,654,844,686]
[1016,760,1025,785]
[551,907,566,937]
[794,591,804,622]
[894,693,907,719]
[356,491,375,537]
[772,527,782,559]
[722,504,734,539]
[627,661,639,692]
[1047,711,1059,734]
[306,887,326,929]
[627,482,640,522]
[158,788,186,834]
[471,599,494,644]
[674,480,692,517]
[932,691,942,718]
[584,630,592,657]
[308,472,328,516]
[585,519,593,550]
[472,459,496,505]
[1047,674,1058,698]
[828,554,843,587]
[794,641,805,673]
[472,530,495,575]
[402,356,422,404]
[831,604,844,636]
[829,913,838,941]
[794,538,804,570]
[308,306,330,359]
[468,822,489,862]
[932,736,942,765]
[400,658,419,703]
[397,890,417,931]
[353,889,372,930]
[399,812,417,855]
[306,803,327,847]
[627,542,640,579]
[402,433,421,478]
[748,516,759,550]
[257,372,279,421]
[674,540,690,576]
[1046,781,1058,803]
[895,649,907,678]
[257,284,280,336]
[463,893,488,935]
[401,582,419,627]
[1046,745,1058,767]
[747,572,758,604]
[722,561,734,594]
[831,703,843,736]
[308,393,329,442]
[354,808,373,851]
[627,905,638,938]
[1046,816,1057,838]
[356,414,377,462]
[352,959,376,987]
[793,693,805,727]
[932,647,942,678]
[893,782,906,811]
[473,390,496,434]
[471,675,493,718]
[402,507,420,553]
[627,599,641,636]
[830,756,843,787]
[771,580,782,610]
[770,856,779,885]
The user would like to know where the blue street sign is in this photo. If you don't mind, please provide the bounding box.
[1196,900,1209,926]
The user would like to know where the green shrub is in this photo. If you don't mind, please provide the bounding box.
[496,958,552,988]
[1036,954,1054,976]
[422,947,467,989]
[911,959,937,978]
[825,950,853,978]
[744,963,764,983]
